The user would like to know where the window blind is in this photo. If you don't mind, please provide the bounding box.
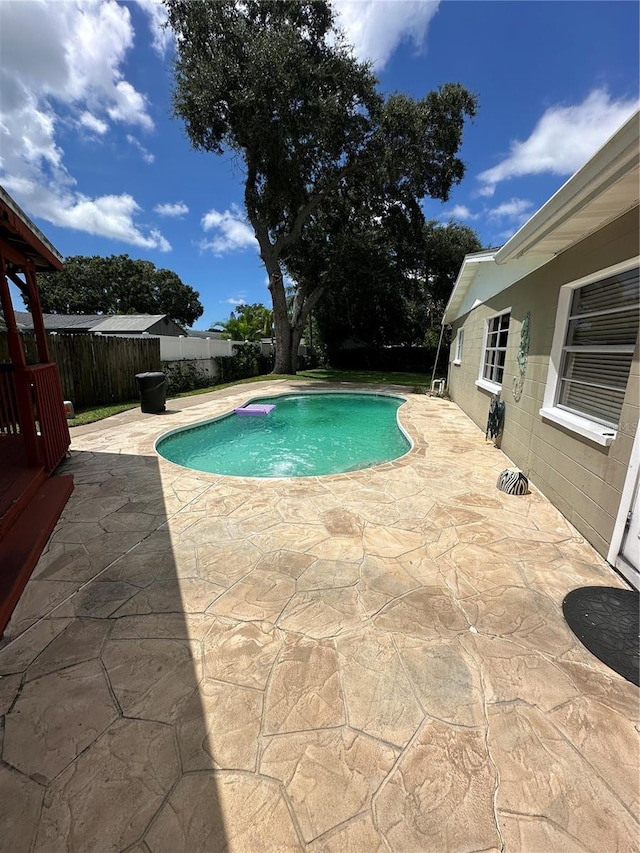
[557,268,639,427]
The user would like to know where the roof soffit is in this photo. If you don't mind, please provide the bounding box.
[495,111,640,264]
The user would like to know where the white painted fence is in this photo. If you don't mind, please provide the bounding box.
[99,333,260,380]
[156,335,263,381]
[158,335,239,360]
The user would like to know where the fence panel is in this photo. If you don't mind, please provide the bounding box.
[0,332,161,408]
[157,335,235,360]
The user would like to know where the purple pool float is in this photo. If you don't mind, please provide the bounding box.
[234,404,276,416]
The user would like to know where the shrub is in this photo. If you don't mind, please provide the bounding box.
[215,343,274,383]
[162,360,212,394]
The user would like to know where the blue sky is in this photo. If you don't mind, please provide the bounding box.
[1,0,638,330]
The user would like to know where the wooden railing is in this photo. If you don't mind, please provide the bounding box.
[28,363,70,472]
[0,364,19,434]
[0,363,70,472]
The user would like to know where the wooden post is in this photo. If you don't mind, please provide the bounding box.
[0,252,27,369]
[0,251,41,466]
[24,262,50,364]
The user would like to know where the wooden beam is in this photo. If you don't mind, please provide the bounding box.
[0,201,63,272]
[0,237,30,269]
[4,267,29,301]
[0,252,27,368]
[25,262,50,363]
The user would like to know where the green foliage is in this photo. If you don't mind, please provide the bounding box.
[213,303,273,341]
[297,368,433,387]
[162,361,212,394]
[215,343,274,383]
[165,0,477,373]
[307,218,482,358]
[37,255,204,327]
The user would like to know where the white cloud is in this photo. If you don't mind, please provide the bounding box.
[474,185,496,199]
[107,82,154,132]
[478,89,639,194]
[487,198,534,222]
[133,0,172,57]
[201,205,258,255]
[334,0,440,69]
[0,0,166,250]
[79,112,108,136]
[0,0,153,130]
[222,297,246,306]
[1,178,171,252]
[446,204,479,221]
[126,134,155,164]
[154,201,189,218]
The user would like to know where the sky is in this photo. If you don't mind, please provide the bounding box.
[1,0,638,330]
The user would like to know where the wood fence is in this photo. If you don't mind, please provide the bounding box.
[0,333,161,408]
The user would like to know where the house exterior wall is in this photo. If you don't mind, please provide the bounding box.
[448,208,639,557]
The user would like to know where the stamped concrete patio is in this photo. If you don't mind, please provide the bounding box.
[1,381,638,853]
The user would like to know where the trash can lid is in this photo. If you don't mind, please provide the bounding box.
[135,371,166,379]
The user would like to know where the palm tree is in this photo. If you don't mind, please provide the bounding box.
[212,303,273,342]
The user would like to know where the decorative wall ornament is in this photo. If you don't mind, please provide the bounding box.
[497,469,529,495]
[512,311,531,402]
[486,393,505,447]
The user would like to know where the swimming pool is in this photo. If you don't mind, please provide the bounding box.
[156,392,411,478]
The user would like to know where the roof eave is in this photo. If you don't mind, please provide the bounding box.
[0,186,63,271]
[443,250,496,324]
[495,110,640,264]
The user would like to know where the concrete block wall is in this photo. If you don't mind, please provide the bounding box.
[448,208,639,558]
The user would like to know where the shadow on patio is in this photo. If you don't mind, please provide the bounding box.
[0,450,242,852]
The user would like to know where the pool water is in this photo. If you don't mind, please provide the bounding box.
[156,392,410,478]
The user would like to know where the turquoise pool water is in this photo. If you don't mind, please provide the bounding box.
[156,392,410,478]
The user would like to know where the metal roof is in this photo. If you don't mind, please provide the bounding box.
[91,315,168,333]
[14,311,104,331]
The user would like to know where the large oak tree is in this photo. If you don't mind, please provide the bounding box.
[166,0,477,372]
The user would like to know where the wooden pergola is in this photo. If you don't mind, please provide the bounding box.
[0,187,73,636]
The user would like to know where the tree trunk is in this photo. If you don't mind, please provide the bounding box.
[268,266,296,374]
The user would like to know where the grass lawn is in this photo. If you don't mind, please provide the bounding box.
[67,368,438,427]
[298,368,435,387]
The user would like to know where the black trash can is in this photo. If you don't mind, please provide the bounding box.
[135,371,167,414]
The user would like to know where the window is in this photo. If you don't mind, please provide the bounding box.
[541,259,639,445]
[476,311,510,392]
[454,328,464,364]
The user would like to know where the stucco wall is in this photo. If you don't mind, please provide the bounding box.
[448,208,639,557]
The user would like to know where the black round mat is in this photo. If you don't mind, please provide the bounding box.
[562,586,639,687]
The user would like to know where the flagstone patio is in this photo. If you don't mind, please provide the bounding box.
[1,380,638,852]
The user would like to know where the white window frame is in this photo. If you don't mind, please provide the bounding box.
[476,308,511,394]
[540,257,639,447]
[453,328,464,365]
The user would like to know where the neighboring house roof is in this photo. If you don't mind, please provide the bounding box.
[14,311,186,335]
[14,311,103,331]
[91,315,172,333]
[444,110,640,325]
[186,329,224,339]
